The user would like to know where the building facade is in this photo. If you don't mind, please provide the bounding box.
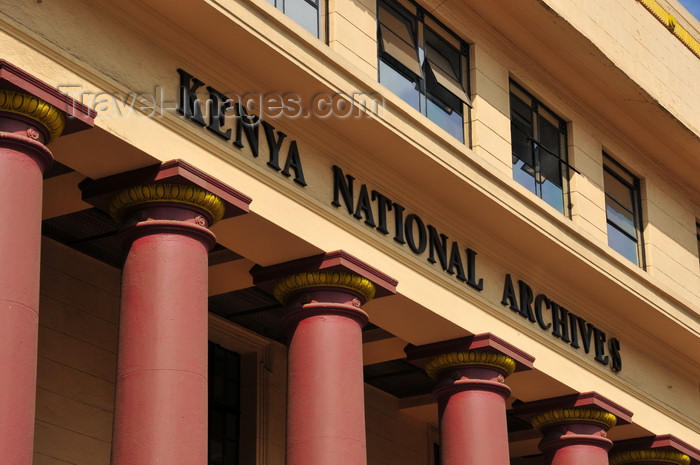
[0,0,698,464]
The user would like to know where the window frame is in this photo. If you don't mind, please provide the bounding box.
[209,342,242,465]
[377,0,471,142]
[696,221,700,266]
[208,313,282,465]
[267,0,323,39]
[509,80,571,216]
[603,153,645,268]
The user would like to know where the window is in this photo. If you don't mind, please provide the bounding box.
[377,0,471,141]
[696,221,700,265]
[267,0,321,37]
[433,443,441,465]
[509,81,570,215]
[603,154,644,267]
[209,342,241,465]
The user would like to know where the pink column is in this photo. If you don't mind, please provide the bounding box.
[514,392,633,465]
[252,252,397,465]
[0,91,56,465]
[407,334,534,465]
[538,415,614,465]
[80,161,250,465]
[0,61,94,464]
[113,201,215,464]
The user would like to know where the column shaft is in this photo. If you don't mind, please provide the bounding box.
[515,393,632,465]
[0,64,94,463]
[548,440,611,465]
[111,213,214,465]
[286,300,367,465]
[436,373,512,465]
[536,412,616,465]
[0,134,51,464]
[406,335,534,465]
[79,162,249,465]
[251,252,397,465]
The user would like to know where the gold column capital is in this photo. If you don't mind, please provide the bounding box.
[610,449,691,465]
[0,89,65,142]
[424,350,517,378]
[531,407,618,431]
[273,271,376,304]
[108,183,226,224]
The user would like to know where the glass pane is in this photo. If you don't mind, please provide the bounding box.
[209,342,241,465]
[426,43,458,80]
[380,26,422,76]
[213,349,225,375]
[284,0,319,37]
[538,117,560,157]
[426,62,469,104]
[424,30,468,104]
[541,178,564,213]
[210,409,225,434]
[513,159,537,195]
[604,156,635,185]
[510,83,532,108]
[379,60,420,111]
[213,376,225,403]
[224,440,239,465]
[226,412,239,440]
[425,36,459,79]
[511,124,533,167]
[511,111,531,139]
[604,170,634,211]
[606,200,637,238]
[608,223,639,264]
[427,98,464,141]
[226,382,240,407]
[226,355,239,380]
[210,439,224,465]
[538,105,560,128]
[510,82,569,215]
[510,95,532,128]
[425,61,469,105]
[379,5,415,46]
[425,69,463,118]
[539,149,562,187]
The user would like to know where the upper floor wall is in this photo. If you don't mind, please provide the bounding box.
[322,0,700,302]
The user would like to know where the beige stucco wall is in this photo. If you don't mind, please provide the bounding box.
[365,385,431,465]
[460,0,700,305]
[35,238,120,465]
[540,0,700,135]
[328,0,378,78]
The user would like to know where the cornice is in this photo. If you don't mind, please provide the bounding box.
[637,0,700,58]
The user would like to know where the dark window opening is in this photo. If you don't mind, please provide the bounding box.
[377,0,471,142]
[603,153,644,267]
[510,80,570,215]
[696,221,700,267]
[267,0,321,38]
[209,342,241,465]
